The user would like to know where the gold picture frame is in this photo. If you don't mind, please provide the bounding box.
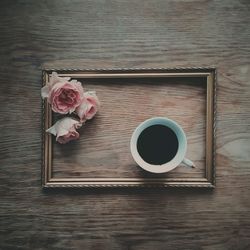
[42,67,216,188]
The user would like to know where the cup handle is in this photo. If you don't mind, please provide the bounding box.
[182,158,195,168]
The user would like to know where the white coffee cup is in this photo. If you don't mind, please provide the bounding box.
[130,117,194,173]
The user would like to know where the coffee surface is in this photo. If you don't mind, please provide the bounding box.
[137,125,179,165]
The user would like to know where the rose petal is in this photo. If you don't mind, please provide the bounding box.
[41,85,50,99]
[49,72,71,88]
[76,91,100,121]
[46,117,82,137]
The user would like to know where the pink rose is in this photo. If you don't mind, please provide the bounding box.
[48,81,84,114]
[41,72,84,114]
[46,117,82,144]
[41,72,70,99]
[76,91,100,122]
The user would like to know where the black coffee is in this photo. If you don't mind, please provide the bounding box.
[137,125,179,165]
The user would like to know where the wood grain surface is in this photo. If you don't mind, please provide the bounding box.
[0,0,250,249]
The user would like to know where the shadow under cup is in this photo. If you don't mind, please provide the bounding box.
[130,117,187,174]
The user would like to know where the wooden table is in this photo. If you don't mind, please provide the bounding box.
[1,0,249,249]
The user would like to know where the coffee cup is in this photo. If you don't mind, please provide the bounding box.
[130,117,194,173]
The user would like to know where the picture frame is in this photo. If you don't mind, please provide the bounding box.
[42,67,216,188]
